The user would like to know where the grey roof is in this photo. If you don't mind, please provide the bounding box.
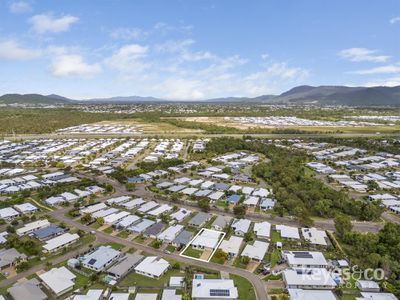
[107,253,144,278]
[213,183,230,190]
[212,215,232,229]
[172,230,194,246]
[128,219,155,233]
[144,222,165,236]
[188,212,211,226]
[8,278,47,300]
[80,246,121,270]
[0,248,27,268]
[32,225,65,240]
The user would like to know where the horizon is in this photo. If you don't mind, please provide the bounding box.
[0,0,399,100]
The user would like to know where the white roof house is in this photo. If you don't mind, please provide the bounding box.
[121,198,146,209]
[39,266,76,296]
[80,203,107,215]
[134,256,170,278]
[241,241,269,261]
[219,236,243,256]
[191,229,222,250]
[276,225,300,240]
[208,191,225,201]
[16,219,50,236]
[73,289,103,300]
[191,279,238,299]
[104,211,130,224]
[283,251,328,269]
[301,228,328,246]
[43,233,80,253]
[356,280,380,292]
[80,246,121,271]
[92,208,119,219]
[243,196,259,206]
[252,188,270,197]
[254,222,271,239]
[170,208,191,222]
[232,219,251,236]
[157,224,184,242]
[138,201,159,213]
[14,203,38,214]
[0,207,20,220]
[147,204,172,217]
[116,215,140,228]
[358,292,398,300]
[283,268,337,289]
[242,187,254,195]
[288,289,337,300]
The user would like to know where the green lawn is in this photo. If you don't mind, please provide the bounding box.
[103,226,114,234]
[230,274,257,300]
[106,242,124,250]
[117,230,130,238]
[182,247,203,258]
[165,245,176,253]
[270,230,281,243]
[120,269,184,287]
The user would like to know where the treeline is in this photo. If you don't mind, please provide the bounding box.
[205,137,383,224]
[341,222,400,297]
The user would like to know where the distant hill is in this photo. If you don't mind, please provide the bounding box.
[0,94,72,105]
[1,85,399,106]
[271,85,400,106]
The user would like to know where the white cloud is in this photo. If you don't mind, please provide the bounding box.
[351,64,400,75]
[50,54,101,78]
[29,14,79,34]
[365,76,400,87]
[339,48,390,63]
[9,1,32,14]
[0,40,41,60]
[105,44,149,73]
[110,27,144,40]
[390,16,400,24]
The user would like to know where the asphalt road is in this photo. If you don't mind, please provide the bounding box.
[51,208,268,300]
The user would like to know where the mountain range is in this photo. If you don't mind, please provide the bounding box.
[1,85,399,106]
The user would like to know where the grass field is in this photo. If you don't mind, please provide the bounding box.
[230,274,257,300]
[182,247,203,258]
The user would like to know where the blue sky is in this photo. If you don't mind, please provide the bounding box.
[0,0,399,100]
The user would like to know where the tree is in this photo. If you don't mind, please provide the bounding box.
[213,249,228,264]
[241,256,250,265]
[96,217,105,226]
[80,213,92,224]
[198,198,211,212]
[233,205,247,218]
[334,214,352,238]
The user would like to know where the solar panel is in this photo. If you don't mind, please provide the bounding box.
[293,251,313,258]
[88,258,97,265]
[210,289,230,297]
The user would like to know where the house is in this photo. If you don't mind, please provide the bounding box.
[138,201,159,213]
[14,203,38,214]
[129,219,155,233]
[195,189,212,197]
[80,203,107,215]
[288,289,337,300]
[276,225,300,240]
[39,267,76,296]
[219,236,243,257]
[191,229,222,250]
[301,228,328,247]
[170,208,191,222]
[241,187,254,195]
[282,251,328,269]
[356,280,380,292]
[208,191,225,202]
[32,225,65,241]
[16,219,50,236]
[43,232,80,253]
[135,294,158,300]
[8,278,48,300]
[108,293,130,300]
[254,222,271,239]
[260,198,276,210]
[0,207,20,220]
[283,268,337,289]
[226,194,241,204]
[115,215,140,229]
[73,290,103,300]
[188,212,212,227]
[169,276,184,287]
[252,188,270,198]
[121,198,146,210]
[157,224,184,243]
[191,278,238,300]
[134,256,170,278]
[0,248,27,270]
[107,253,144,280]
[358,292,398,300]
[147,204,172,217]
[144,222,165,238]
[104,211,130,225]
[172,230,193,248]
[241,241,269,262]
[212,215,232,231]
[80,246,121,272]
[231,219,251,236]
[161,289,182,300]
